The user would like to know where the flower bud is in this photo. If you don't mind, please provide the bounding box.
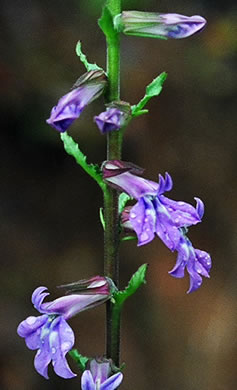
[94,101,131,134]
[114,11,207,39]
[81,358,123,390]
[46,70,107,132]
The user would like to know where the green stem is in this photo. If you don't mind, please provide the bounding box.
[104,0,121,367]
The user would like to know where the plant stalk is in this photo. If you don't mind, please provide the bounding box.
[104,0,121,367]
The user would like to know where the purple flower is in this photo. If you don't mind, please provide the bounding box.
[94,108,124,134]
[114,11,207,39]
[46,70,107,132]
[103,160,203,249]
[17,277,111,379]
[169,232,212,293]
[81,358,123,390]
[94,102,131,134]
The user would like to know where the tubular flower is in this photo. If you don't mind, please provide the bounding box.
[17,277,112,379]
[103,160,203,249]
[169,232,212,293]
[46,70,107,132]
[81,358,123,390]
[94,101,131,134]
[114,11,207,39]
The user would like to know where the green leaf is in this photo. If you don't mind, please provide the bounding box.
[111,361,126,373]
[99,207,105,230]
[132,72,167,116]
[69,349,89,372]
[146,72,167,97]
[131,108,148,117]
[60,133,106,192]
[114,264,148,305]
[121,236,136,241]
[61,132,86,163]
[118,192,132,214]
[98,6,117,40]
[75,41,102,72]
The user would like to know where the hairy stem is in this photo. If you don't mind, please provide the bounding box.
[104,0,121,367]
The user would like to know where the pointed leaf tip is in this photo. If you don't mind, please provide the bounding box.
[132,72,167,115]
[146,72,167,97]
[75,41,102,72]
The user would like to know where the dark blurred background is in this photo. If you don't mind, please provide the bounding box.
[1,0,237,389]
